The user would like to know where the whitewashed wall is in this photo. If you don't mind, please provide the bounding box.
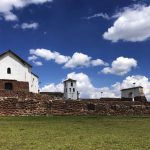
[64,81,77,100]
[0,53,39,93]
[30,73,39,93]
[121,88,144,98]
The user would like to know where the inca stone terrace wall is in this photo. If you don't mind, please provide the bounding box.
[0,92,149,116]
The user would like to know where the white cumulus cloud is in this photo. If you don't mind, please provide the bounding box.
[14,22,39,30]
[40,72,117,99]
[0,0,53,21]
[29,48,70,64]
[40,73,150,101]
[21,22,39,30]
[64,52,91,68]
[91,59,108,67]
[66,72,116,98]
[28,55,38,61]
[103,4,150,42]
[102,56,137,76]
[52,52,71,64]
[64,53,108,68]
[86,13,110,20]
[29,48,108,68]
[40,83,63,92]
[32,61,43,66]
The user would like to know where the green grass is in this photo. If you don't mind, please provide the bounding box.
[0,116,150,150]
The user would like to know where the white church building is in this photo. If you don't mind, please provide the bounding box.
[0,50,39,93]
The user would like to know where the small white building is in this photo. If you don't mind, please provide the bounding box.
[0,50,39,93]
[63,78,79,100]
[121,86,145,100]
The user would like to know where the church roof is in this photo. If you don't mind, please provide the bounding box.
[63,78,77,82]
[31,72,39,78]
[121,86,143,91]
[0,50,32,68]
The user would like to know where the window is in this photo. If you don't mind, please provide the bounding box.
[69,88,71,92]
[73,88,75,92]
[7,68,11,74]
[71,82,73,86]
[66,88,67,92]
[5,83,13,90]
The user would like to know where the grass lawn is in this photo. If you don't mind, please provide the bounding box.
[0,116,150,150]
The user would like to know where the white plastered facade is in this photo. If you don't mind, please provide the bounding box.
[0,51,39,93]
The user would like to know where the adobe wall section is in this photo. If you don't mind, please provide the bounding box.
[0,79,29,92]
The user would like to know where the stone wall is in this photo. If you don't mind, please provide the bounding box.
[82,96,147,102]
[0,96,150,116]
[40,92,64,100]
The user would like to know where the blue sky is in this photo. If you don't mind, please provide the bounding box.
[1,0,150,99]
